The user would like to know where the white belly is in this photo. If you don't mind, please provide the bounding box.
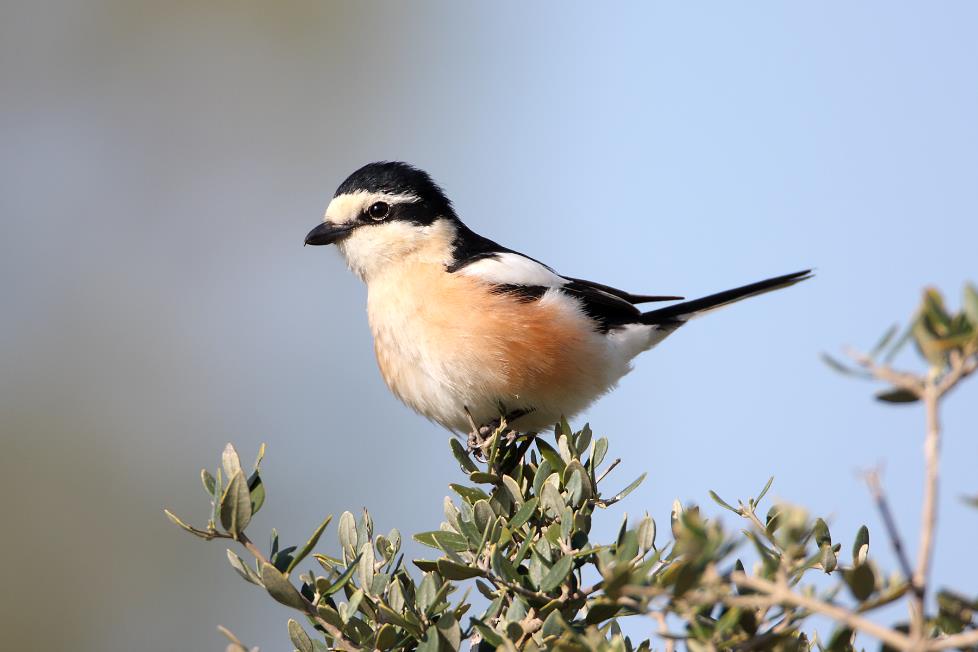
[366,263,662,433]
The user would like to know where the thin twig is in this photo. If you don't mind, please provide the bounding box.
[731,572,913,651]
[652,611,676,652]
[864,470,918,594]
[844,348,925,397]
[928,628,978,651]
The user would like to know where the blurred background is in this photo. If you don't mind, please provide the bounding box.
[2,2,976,650]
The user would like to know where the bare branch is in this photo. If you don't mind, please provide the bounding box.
[844,347,925,397]
[911,383,941,647]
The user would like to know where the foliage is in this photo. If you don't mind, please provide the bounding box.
[166,285,978,651]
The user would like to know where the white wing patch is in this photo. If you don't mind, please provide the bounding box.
[457,252,567,288]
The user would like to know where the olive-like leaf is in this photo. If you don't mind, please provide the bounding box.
[708,490,739,514]
[219,470,252,537]
[609,472,647,503]
[319,553,361,597]
[539,554,573,593]
[876,388,920,404]
[852,525,870,565]
[260,562,307,610]
[844,563,876,601]
[436,559,483,580]
[450,438,479,473]
[287,619,313,652]
[227,549,263,586]
[413,530,469,552]
[286,514,333,574]
[221,443,242,480]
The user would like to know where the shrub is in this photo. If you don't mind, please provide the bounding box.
[166,284,978,651]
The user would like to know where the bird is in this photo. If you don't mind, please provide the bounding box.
[305,161,810,436]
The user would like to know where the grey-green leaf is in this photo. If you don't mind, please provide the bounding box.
[219,470,252,537]
[287,514,333,574]
[539,554,573,593]
[288,619,313,652]
[227,549,263,586]
[221,443,242,480]
[261,562,308,610]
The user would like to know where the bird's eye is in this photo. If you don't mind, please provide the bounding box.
[368,202,390,220]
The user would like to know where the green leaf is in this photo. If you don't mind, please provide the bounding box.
[227,549,263,586]
[875,387,919,403]
[260,562,307,610]
[357,541,375,594]
[540,481,564,516]
[375,624,397,650]
[844,563,876,601]
[436,613,462,650]
[820,544,837,573]
[820,353,862,376]
[871,324,899,357]
[536,439,566,474]
[755,476,774,505]
[469,471,499,485]
[591,437,609,473]
[576,424,593,457]
[436,558,483,580]
[201,469,216,496]
[286,514,333,575]
[221,443,242,480]
[532,459,553,497]
[852,525,869,565]
[450,438,478,473]
[219,470,252,537]
[416,626,439,652]
[813,518,831,547]
[509,497,538,529]
[636,515,656,554]
[964,283,978,326]
[472,619,504,647]
[449,483,490,504]
[413,530,469,552]
[319,554,361,597]
[163,509,210,539]
[502,475,524,507]
[288,619,313,652]
[609,472,646,503]
[708,490,739,514]
[338,511,357,559]
[539,554,573,593]
[247,472,265,515]
[416,573,438,613]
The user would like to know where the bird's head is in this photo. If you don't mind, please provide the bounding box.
[305,162,458,281]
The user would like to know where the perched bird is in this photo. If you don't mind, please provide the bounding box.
[306,162,810,435]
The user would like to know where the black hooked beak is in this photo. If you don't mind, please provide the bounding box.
[304,221,354,246]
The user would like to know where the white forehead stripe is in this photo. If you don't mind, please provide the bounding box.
[458,252,567,287]
[325,190,421,223]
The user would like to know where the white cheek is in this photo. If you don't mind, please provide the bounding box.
[337,222,418,280]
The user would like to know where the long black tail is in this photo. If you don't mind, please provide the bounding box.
[640,270,812,325]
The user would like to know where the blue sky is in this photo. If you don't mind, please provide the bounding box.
[2,2,976,650]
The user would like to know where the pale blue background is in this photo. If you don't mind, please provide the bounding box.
[2,2,976,650]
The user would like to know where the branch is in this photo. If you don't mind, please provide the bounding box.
[864,470,918,595]
[730,572,913,651]
[928,628,978,651]
[237,534,359,652]
[844,348,925,397]
[910,383,941,646]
